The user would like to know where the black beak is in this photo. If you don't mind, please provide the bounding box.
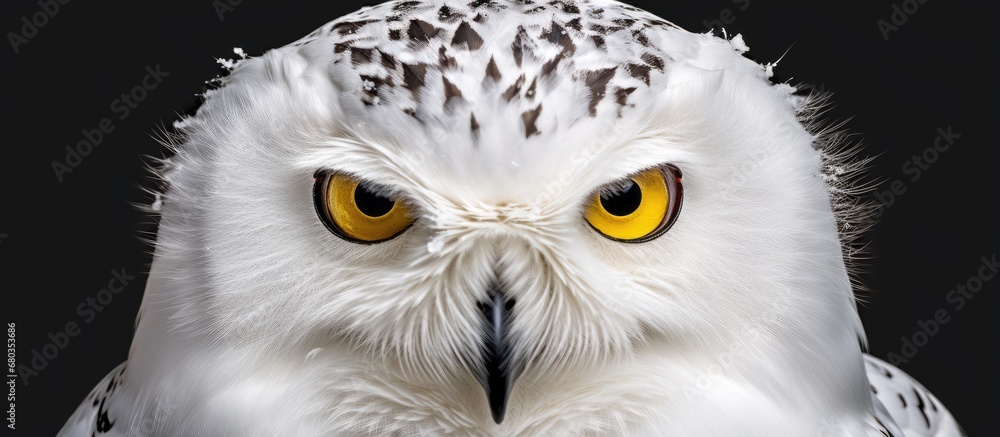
[479,289,516,424]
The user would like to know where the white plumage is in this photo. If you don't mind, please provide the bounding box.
[58,1,963,435]
[865,355,964,437]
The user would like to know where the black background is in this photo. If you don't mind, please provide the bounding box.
[3,0,997,435]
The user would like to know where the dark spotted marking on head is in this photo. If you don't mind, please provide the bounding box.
[470,114,480,135]
[558,1,580,14]
[351,47,374,65]
[522,104,543,137]
[511,26,534,67]
[470,0,508,10]
[541,22,575,55]
[540,53,565,78]
[380,51,398,70]
[443,76,464,105]
[320,0,678,127]
[583,67,617,116]
[503,74,526,101]
[402,63,429,99]
[394,1,421,12]
[613,17,637,27]
[898,393,907,408]
[591,35,606,49]
[627,63,652,85]
[484,56,502,83]
[452,21,484,50]
[439,46,458,69]
[590,23,623,35]
[632,29,651,47]
[438,5,463,23]
[408,19,441,43]
[615,87,637,107]
[566,17,582,31]
[511,36,524,66]
[333,20,378,35]
[641,53,665,71]
[360,75,387,105]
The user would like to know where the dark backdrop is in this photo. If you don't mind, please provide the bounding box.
[3,0,997,435]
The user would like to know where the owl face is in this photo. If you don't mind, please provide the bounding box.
[168,0,862,424]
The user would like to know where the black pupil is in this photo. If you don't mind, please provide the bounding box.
[354,183,395,217]
[600,180,642,216]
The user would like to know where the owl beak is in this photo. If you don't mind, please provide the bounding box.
[479,290,516,424]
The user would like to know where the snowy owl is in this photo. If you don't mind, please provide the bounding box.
[59,0,964,435]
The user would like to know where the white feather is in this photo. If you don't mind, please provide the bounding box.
[59,1,963,435]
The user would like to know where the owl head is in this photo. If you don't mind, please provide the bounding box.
[149,0,869,427]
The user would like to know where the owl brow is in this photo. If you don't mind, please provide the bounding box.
[597,177,636,198]
[314,168,408,200]
[594,162,675,198]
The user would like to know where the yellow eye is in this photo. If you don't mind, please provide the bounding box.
[313,172,415,244]
[584,165,683,243]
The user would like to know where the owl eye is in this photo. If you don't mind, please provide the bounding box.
[313,172,415,244]
[584,164,683,243]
